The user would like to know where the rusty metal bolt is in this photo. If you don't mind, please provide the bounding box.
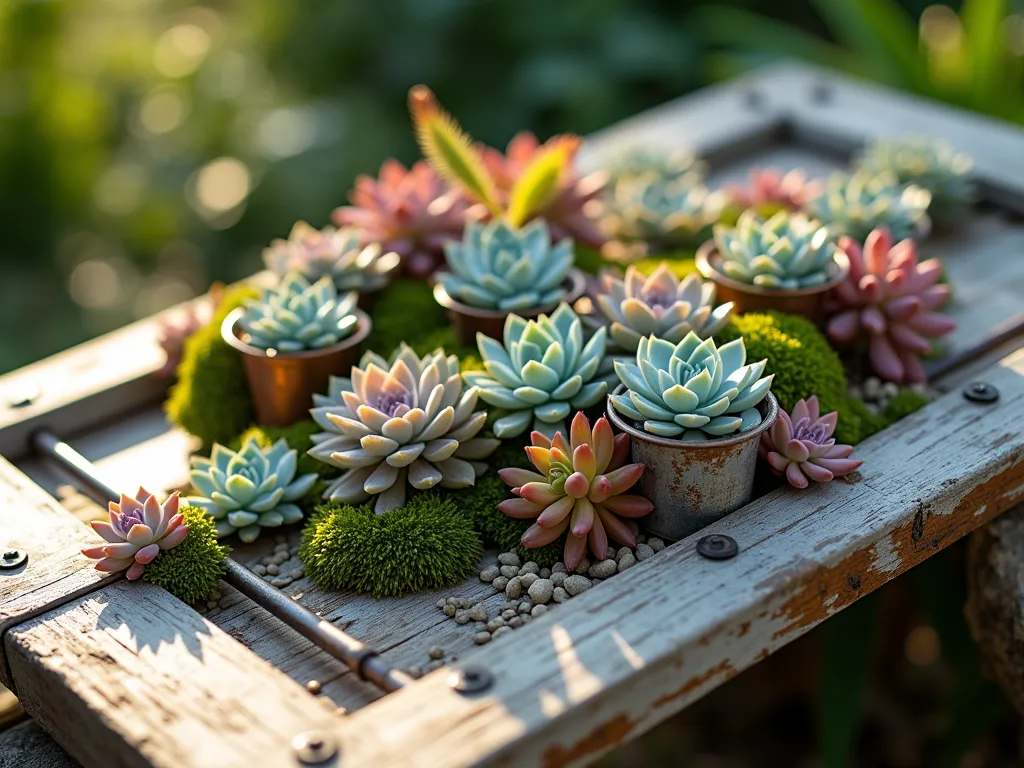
[0,548,27,570]
[696,534,739,561]
[448,665,493,694]
[292,731,338,765]
[963,381,999,404]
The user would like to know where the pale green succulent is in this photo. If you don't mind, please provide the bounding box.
[187,438,318,542]
[436,218,573,311]
[610,332,773,440]
[464,303,607,439]
[606,147,704,186]
[596,263,733,353]
[854,138,975,223]
[238,273,359,352]
[712,210,840,290]
[308,344,500,513]
[603,172,725,247]
[807,170,931,243]
[263,221,400,292]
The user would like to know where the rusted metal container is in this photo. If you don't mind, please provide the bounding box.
[695,241,849,325]
[607,387,779,541]
[221,307,371,427]
[432,268,587,346]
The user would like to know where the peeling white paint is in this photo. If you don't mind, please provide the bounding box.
[869,536,903,574]
[974,503,989,517]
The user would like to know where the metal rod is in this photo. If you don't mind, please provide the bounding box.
[32,429,412,694]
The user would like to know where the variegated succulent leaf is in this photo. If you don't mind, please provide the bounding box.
[238,273,359,352]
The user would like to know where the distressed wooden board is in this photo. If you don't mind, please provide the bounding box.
[5,580,342,768]
[318,347,1024,767]
[0,457,119,688]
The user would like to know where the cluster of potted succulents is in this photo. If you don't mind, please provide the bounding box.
[151,90,968,602]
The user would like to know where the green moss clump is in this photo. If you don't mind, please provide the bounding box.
[143,505,230,605]
[837,393,885,445]
[717,311,853,439]
[574,244,608,275]
[884,389,930,422]
[364,279,449,356]
[166,285,259,448]
[631,254,698,279]
[298,494,482,598]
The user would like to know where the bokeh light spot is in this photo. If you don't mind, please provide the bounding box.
[904,624,941,667]
[69,260,122,309]
[189,157,251,221]
[153,24,212,78]
[140,86,188,134]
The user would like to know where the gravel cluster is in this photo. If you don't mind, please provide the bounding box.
[195,535,309,614]
[849,377,930,415]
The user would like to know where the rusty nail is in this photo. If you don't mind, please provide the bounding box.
[696,534,738,560]
[0,548,27,570]
[963,381,998,404]
[292,731,338,765]
[448,665,493,694]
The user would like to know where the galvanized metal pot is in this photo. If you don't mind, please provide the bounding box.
[432,268,587,347]
[222,307,372,427]
[606,385,779,541]
[695,241,849,326]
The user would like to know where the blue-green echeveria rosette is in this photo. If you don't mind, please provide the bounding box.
[188,438,317,542]
[437,218,574,312]
[806,169,931,243]
[238,272,359,352]
[308,344,499,513]
[464,303,607,439]
[610,332,773,441]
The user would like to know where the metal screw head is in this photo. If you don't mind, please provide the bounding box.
[292,731,338,765]
[696,534,739,561]
[448,665,493,694]
[0,548,27,570]
[963,381,999,404]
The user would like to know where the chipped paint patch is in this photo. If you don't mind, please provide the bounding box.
[869,536,902,574]
[541,714,636,768]
[651,660,736,709]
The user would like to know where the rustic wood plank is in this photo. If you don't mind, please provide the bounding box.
[5,580,342,768]
[0,457,118,688]
[324,347,1024,767]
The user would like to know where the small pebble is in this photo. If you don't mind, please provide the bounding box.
[469,603,489,622]
[443,604,456,617]
[500,601,518,612]
[275,542,289,552]
[498,552,522,567]
[519,573,539,589]
[446,597,459,605]
[564,575,592,596]
[492,626,513,639]
[528,578,554,605]
[847,384,863,400]
[425,659,445,673]
[262,574,276,583]
[266,564,280,576]
[306,680,322,695]
[518,600,532,614]
[508,616,525,628]
[574,558,591,575]
[616,546,632,562]
[252,564,267,576]
[552,587,569,603]
[486,618,506,632]
[454,611,471,625]
[271,577,292,588]
[206,599,218,610]
[589,559,617,579]
[648,538,666,553]
[618,552,637,572]
[505,577,522,600]
[436,599,447,609]
[492,576,509,591]
[502,609,517,621]
[864,377,881,399]
[458,599,474,609]
[210,589,222,601]
[473,631,492,645]
[592,578,603,584]
[864,402,881,416]
[290,568,305,580]
[271,552,289,565]
[500,565,520,579]
[479,565,501,582]
[408,665,422,679]
[531,604,548,618]
[551,562,566,573]
[606,547,617,560]
[539,568,551,579]
[635,543,655,562]
[428,646,445,660]
[550,571,567,588]
[520,561,540,576]
[910,382,929,395]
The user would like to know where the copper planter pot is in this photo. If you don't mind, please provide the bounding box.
[607,386,778,541]
[432,268,587,347]
[695,241,850,325]
[222,307,371,427]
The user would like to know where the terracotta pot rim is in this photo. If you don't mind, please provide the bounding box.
[695,241,850,299]
[431,267,587,320]
[221,306,372,360]
[606,384,779,450]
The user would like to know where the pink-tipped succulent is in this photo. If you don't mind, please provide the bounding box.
[724,167,822,212]
[480,132,608,248]
[156,284,223,378]
[332,159,470,278]
[81,488,189,580]
[826,228,955,383]
[759,396,862,489]
[498,411,652,571]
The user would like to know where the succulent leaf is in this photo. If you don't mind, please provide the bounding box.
[759,396,862,488]
[238,273,359,352]
[506,137,575,228]
[807,170,931,243]
[262,222,399,292]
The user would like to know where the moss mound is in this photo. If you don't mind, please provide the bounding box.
[884,389,931,422]
[631,253,698,280]
[298,494,482,598]
[166,285,259,448]
[717,312,855,443]
[232,420,328,479]
[143,505,230,604]
[364,279,449,357]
